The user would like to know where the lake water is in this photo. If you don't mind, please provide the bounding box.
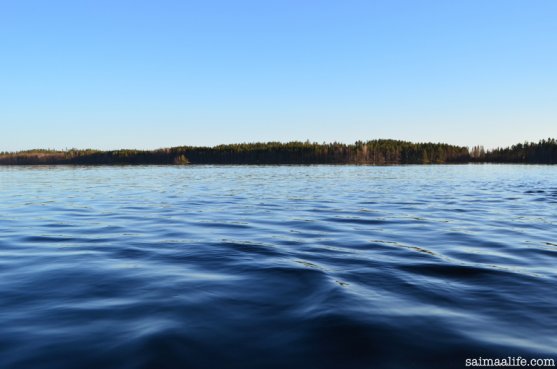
[0,165,556,369]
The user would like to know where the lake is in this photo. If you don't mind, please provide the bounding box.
[0,165,555,369]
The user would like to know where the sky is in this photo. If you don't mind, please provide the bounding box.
[0,0,556,151]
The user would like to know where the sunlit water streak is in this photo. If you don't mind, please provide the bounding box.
[0,165,556,369]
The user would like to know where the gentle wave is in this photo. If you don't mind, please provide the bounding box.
[0,165,556,368]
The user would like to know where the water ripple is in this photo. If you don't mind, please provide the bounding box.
[0,165,556,368]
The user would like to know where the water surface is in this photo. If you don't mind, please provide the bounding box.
[0,165,556,368]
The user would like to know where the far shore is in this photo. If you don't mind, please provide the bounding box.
[1,139,555,166]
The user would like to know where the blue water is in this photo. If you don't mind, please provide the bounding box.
[0,165,556,369]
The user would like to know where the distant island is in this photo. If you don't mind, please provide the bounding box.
[1,139,556,165]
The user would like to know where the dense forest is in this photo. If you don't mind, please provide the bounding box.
[479,138,557,164]
[0,139,555,165]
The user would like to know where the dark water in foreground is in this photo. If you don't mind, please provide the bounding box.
[0,165,556,369]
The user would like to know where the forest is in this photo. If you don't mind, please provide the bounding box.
[477,138,557,164]
[0,139,555,165]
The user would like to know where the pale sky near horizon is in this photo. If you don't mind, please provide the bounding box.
[1,0,556,151]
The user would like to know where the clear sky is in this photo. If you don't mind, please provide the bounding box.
[1,0,555,151]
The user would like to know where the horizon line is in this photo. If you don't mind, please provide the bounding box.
[3,137,556,154]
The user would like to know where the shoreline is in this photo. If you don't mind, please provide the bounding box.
[1,139,555,165]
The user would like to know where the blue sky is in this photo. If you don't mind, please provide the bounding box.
[0,0,555,151]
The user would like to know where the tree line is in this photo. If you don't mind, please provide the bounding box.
[0,139,555,165]
[477,138,557,164]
